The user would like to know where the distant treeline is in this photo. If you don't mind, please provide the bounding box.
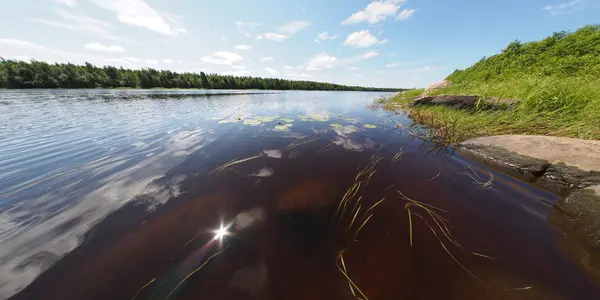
[0,59,400,92]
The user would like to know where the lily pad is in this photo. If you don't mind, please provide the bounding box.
[243,119,262,126]
[273,125,289,131]
[313,117,329,122]
[284,123,294,128]
[363,124,377,129]
[256,116,278,122]
[330,124,342,128]
[280,118,294,123]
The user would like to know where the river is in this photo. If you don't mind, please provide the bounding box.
[0,89,598,299]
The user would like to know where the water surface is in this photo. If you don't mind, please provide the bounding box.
[0,89,598,299]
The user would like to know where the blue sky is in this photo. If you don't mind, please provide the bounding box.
[0,0,598,88]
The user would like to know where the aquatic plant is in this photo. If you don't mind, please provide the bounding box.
[462,165,497,192]
[210,154,262,175]
[397,190,482,283]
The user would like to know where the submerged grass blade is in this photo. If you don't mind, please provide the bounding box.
[407,207,413,246]
[210,154,262,175]
[164,247,228,300]
[411,213,481,283]
[354,214,373,239]
[366,197,385,214]
[131,278,156,300]
[337,253,369,300]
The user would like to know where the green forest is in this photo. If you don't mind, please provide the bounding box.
[0,58,398,92]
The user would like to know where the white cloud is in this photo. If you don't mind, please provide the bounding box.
[89,0,186,36]
[30,9,135,44]
[201,51,243,65]
[265,68,279,75]
[232,65,246,70]
[259,57,274,62]
[256,21,311,42]
[303,52,337,71]
[235,21,261,37]
[315,31,338,44]
[394,65,440,74]
[341,51,380,65]
[285,73,312,78]
[84,42,124,53]
[54,0,77,7]
[341,0,405,25]
[283,66,292,70]
[344,30,387,48]
[386,62,403,67]
[542,0,589,15]
[161,59,181,64]
[353,74,363,77]
[122,56,141,63]
[146,60,158,65]
[277,21,311,34]
[220,37,227,41]
[396,9,417,20]
[223,70,251,76]
[256,33,288,41]
[348,67,360,71]
[0,38,129,66]
[234,44,252,50]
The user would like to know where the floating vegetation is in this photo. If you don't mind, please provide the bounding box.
[344,118,361,123]
[210,154,262,175]
[218,119,241,124]
[255,116,278,122]
[243,119,263,126]
[279,118,294,123]
[273,125,289,131]
[284,123,294,128]
[330,124,342,128]
[462,165,498,192]
[363,124,377,129]
[337,251,369,300]
[391,146,404,163]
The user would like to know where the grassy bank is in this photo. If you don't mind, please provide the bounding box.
[387,25,600,143]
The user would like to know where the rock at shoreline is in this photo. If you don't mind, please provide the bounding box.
[458,135,600,251]
[423,80,452,95]
[413,94,519,109]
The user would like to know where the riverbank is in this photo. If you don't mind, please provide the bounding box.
[384,75,600,143]
[383,25,599,143]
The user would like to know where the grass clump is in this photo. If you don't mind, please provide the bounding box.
[388,25,600,142]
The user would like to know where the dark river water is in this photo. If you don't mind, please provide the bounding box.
[0,89,598,300]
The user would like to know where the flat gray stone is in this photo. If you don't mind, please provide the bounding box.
[413,94,519,108]
[462,135,600,172]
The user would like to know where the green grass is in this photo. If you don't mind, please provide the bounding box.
[386,25,600,143]
[390,76,600,143]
